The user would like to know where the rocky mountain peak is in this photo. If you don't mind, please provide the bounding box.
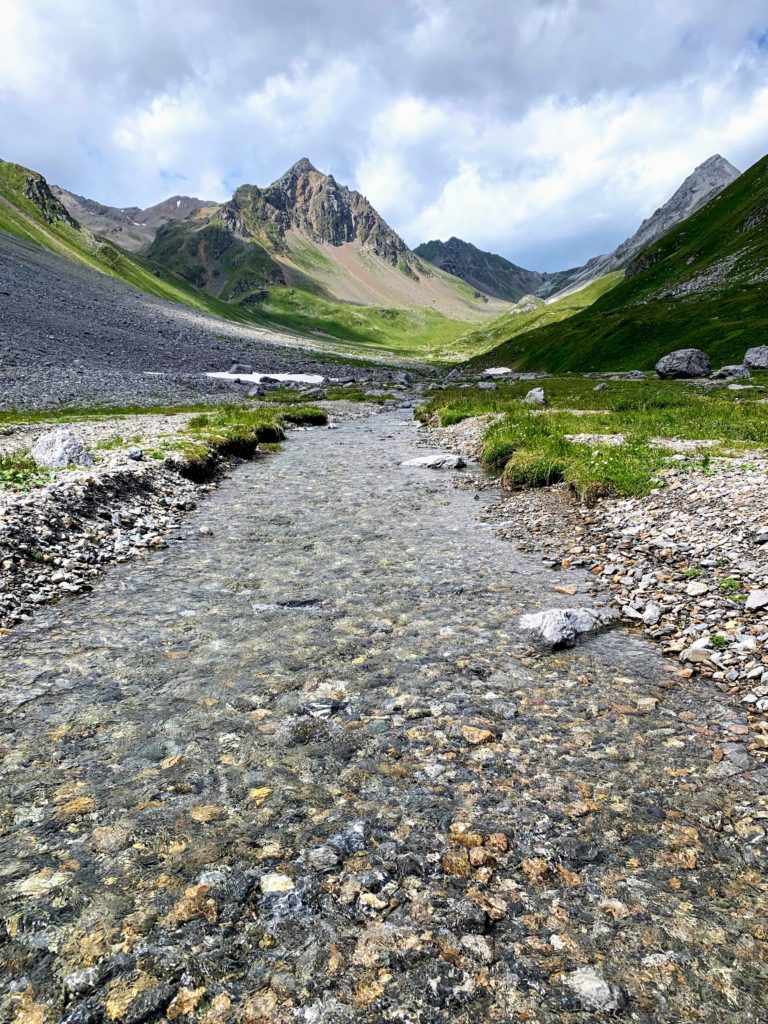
[225,159,417,269]
[286,157,319,176]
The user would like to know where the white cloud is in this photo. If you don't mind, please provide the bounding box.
[0,0,767,269]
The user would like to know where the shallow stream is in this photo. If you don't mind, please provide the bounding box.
[1,412,766,1023]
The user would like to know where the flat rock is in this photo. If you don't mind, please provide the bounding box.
[31,428,94,469]
[519,606,618,648]
[711,364,750,380]
[685,580,708,596]
[745,589,768,611]
[402,454,466,470]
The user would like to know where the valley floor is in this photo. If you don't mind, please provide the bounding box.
[0,230,412,410]
[1,410,767,1023]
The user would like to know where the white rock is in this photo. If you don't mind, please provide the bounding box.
[744,345,768,370]
[523,387,546,405]
[31,429,94,469]
[260,872,294,893]
[643,602,662,625]
[519,607,618,648]
[745,589,768,611]
[685,580,708,596]
[402,454,466,469]
[565,967,624,1012]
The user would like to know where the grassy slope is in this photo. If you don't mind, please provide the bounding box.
[471,154,768,372]
[417,374,768,498]
[0,161,274,327]
[455,273,623,362]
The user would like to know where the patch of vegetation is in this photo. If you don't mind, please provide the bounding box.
[244,286,476,361]
[469,154,768,371]
[0,451,51,491]
[416,374,768,498]
[455,273,623,361]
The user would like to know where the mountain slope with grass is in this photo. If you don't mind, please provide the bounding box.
[413,237,548,301]
[0,158,506,363]
[471,153,768,372]
[0,158,263,323]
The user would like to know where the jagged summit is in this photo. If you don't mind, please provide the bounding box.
[284,157,319,176]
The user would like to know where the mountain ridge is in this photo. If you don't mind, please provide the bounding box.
[143,159,498,317]
[469,152,768,372]
[49,186,215,252]
[415,154,741,302]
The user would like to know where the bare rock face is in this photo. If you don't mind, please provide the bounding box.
[744,346,768,370]
[222,159,423,271]
[519,607,618,648]
[655,348,711,379]
[31,429,94,469]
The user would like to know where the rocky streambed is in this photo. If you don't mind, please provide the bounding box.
[1,412,767,1023]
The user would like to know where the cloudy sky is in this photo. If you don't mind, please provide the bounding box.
[1,0,767,270]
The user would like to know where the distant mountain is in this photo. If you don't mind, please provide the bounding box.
[416,155,741,303]
[413,237,547,301]
[542,154,742,296]
[146,158,496,315]
[470,152,767,372]
[50,187,214,251]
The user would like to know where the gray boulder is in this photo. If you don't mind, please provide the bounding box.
[229,362,253,374]
[655,348,711,379]
[31,428,94,469]
[711,364,750,380]
[592,383,608,391]
[519,606,618,648]
[744,346,768,370]
[624,370,646,380]
[523,387,546,405]
[477,382,497,391]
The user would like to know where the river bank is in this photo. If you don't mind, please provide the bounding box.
[0,400,380,629]
[1,411,767,1024]
[419,397,768,777]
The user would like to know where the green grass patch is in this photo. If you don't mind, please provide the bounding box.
[0,451,51,491]
[455,273,623,362]
[417,374,768,499]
